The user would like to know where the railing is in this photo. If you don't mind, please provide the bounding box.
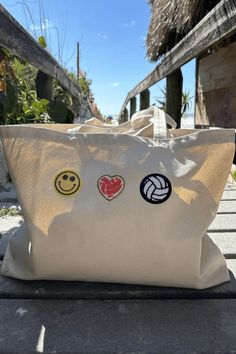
[118,0,236,126]
[0,4,93,120]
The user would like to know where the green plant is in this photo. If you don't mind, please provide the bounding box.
[0,50,52,124]
[2,76,50,124]
[232,169,236,181]
[53,69,95,120]
[0,207,22,218]
[155,86,193,117]
[0,42,99,125]
[38,36,47,49]
[78,75,92,95]
[2,79,17,116]
[52,81,75,122]
[48,100,68,123]
[0,0,100,123]
[155,87,167,112]
[182,90,191,115]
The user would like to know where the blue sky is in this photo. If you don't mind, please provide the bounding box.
[2,0,196,116]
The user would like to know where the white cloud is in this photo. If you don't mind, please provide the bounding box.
[97,32,108,39]
[123,20,136,28]
[42,19,54,29]
[111,82,119,87]
[30,19,54,31]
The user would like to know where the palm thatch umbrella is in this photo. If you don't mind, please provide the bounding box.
[146,0,220,62]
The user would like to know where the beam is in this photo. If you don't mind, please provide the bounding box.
[119,0,236,119]
[166,69,183,128]
[140,89,150,110]
[130,96,137,118]
[0,4,82,99]
[120,108,128,123]
[35,71,53,100]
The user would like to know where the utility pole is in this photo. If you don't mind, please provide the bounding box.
[77,42,80,79]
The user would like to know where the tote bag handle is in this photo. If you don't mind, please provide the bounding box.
[153,106,170,140]
[131,106,176,140]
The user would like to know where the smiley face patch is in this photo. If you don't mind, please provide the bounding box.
[54,170,81,196]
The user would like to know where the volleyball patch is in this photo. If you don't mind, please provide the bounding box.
[140,173,172,204]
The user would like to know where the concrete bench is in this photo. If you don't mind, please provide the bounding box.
[0,185,235,353]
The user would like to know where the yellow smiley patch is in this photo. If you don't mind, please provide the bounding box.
[54,170,81,196]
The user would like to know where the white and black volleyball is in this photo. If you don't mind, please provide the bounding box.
[140,173,172,204]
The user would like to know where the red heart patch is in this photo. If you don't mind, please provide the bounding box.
[98,175,125,200]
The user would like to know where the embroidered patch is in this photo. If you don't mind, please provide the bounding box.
[140,173,172,204]
[54,170,81,196]
[98,175,125,201]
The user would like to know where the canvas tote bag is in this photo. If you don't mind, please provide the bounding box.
[0,107,235,289]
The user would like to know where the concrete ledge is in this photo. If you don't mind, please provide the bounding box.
[0,298,236,353]
[0,259,235,300]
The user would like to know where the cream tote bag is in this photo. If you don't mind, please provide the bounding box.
[0,107,235,289]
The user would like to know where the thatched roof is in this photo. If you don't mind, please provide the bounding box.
[146,0,220,62]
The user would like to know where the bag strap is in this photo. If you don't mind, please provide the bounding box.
[131,106,176,137]
[153,106,169,140]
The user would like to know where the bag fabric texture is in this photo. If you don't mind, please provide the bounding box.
[0,106,235,289]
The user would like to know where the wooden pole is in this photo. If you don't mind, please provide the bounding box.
[77,42,80,79]
[130,96,137,118]
[124,108,128,122]
[194,57,199,128]
[140,89,150,110]
[120,108,128,123]
[166,69,183,128]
